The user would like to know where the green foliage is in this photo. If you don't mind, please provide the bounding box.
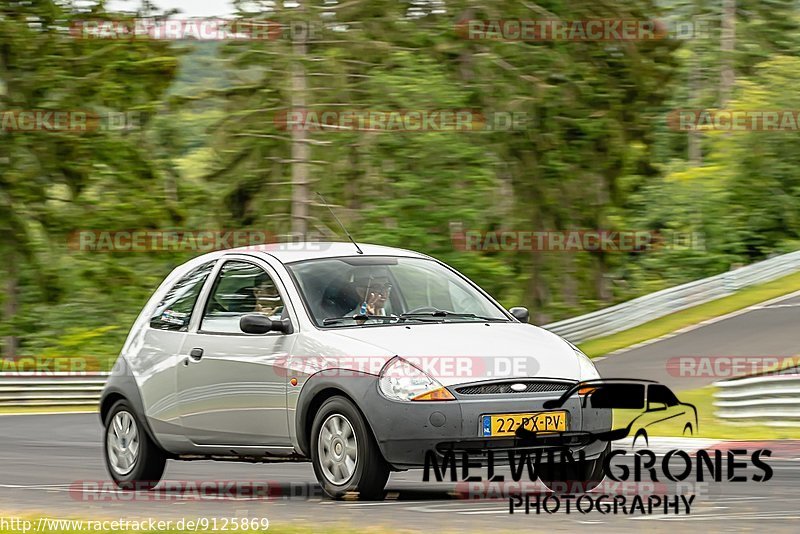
[2,0,800,364]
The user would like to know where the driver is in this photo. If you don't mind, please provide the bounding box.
[345,270,392,317]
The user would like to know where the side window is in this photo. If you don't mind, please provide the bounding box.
[149,261,216,331]
[201,261,286,334]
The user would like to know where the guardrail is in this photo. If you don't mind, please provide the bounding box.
[544,249,800,343]
[0,373,107,408]
[713,372,800,426]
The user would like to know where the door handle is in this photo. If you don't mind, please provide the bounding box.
[189,347,204,361]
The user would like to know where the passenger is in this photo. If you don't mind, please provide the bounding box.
[252,274,282,316]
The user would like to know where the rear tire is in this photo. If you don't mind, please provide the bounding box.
[310,396,390,500]
[539,444,609,494]
[103,399,166,490]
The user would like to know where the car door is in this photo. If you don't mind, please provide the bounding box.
[177,257,295,447]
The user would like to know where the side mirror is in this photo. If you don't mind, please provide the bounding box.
[240,314,293,335]
[647,401,667,412]
[509,307,530,323]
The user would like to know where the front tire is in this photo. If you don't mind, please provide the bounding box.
[103,399,166,490]
[310,396,389,500]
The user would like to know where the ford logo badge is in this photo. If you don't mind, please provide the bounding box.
[510,383,527,392]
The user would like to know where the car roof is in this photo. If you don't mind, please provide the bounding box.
[227,241,431,264]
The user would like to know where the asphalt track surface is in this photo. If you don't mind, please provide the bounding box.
[595,290,800,391]
[2,293,799,532]
[1,413,799,532]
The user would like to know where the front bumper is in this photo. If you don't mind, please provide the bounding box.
[361,380,612,470]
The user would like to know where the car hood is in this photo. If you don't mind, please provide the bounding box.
[323,322,582,387]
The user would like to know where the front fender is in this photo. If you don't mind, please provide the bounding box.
[294,370,382,458]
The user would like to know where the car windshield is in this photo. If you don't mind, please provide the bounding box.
[286,256,511,328]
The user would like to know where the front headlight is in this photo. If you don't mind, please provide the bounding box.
[378,356,455,402]
[574,346,600,381]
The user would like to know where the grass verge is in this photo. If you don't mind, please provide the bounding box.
[578,270,800,358]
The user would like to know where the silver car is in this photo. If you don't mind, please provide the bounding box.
[100,242,608,499]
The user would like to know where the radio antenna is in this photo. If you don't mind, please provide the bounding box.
[316,192,363,255]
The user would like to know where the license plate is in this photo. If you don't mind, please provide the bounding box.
[481,411,568,437]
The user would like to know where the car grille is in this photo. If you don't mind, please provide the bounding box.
[455,380,574,395]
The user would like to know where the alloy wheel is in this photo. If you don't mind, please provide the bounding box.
[318,413,358,485]
[106,410,140,476]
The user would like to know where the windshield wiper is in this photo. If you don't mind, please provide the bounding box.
[398,310,505,322]
[323,314,397,326]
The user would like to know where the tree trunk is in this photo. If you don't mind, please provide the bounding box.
[688,49,702,164]
[720,0,736,107]
[164,169,178,204]
[3,255,18,360]
[595,253,611,303]
[290,33,310,238]
[527,253,547,325]
[561,255,578,308]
